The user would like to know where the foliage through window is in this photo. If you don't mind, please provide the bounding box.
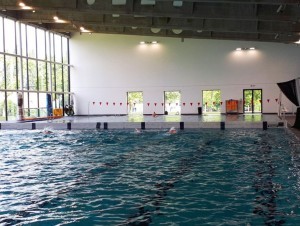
[0,15,70,121]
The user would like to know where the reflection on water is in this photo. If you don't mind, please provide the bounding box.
[164,115,182,122]
[128,114,144,122]
[243,114,263,122]
[201,113,222,122]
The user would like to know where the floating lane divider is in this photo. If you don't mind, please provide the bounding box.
[180,122,184,130]
[0,123,1,130]
[67,122,71,130]
[96,122,101,129]
[141,122,145,130]
[32,123,36,130]
[263,121,268,130]
[220,121,225,130]
[104,122,108,130]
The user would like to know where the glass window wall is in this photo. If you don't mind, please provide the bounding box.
[0,15,70,121]
[4,18,15,54]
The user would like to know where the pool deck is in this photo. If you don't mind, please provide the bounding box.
[0,113,294,132]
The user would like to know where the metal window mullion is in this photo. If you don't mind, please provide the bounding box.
[25,24,30,116]
[67,38,70,104]
[61,36,64,93]
[35,27,40,117]
[14,20,18,90]
[19,22,24,106]
[53,34,57,109]
[2,18,7,121]
[44,30,48,92]
[0,51,71,66]
[49,32,52,94]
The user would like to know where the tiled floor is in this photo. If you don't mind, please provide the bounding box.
[53,114,281,124]
[0,113,286,131]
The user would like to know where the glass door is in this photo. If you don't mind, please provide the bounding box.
[164,91,181,115]
[127,91,143,114]
[202,90,221,114]
[243,89,262,113]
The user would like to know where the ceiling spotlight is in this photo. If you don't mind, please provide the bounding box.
[19,2,32,10]
[172,29,183,34]
[87,0,95,5]
[53,16,59,21]
[32,10,35,13]
[139,41,159,45]
[150,28,161,34]
[79,26,91,32]
[235,47,256,51]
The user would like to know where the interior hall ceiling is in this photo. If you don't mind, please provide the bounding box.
[0,0,300,44]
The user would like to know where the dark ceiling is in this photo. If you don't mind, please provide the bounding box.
[0,0,300,44]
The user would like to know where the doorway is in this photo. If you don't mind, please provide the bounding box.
[164,91,181,115]
[243,89,262,113]
[202,90,221,114]
[127,91,143,114]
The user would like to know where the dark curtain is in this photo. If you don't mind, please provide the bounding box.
[277,79,300,128]
[294,107,300,129]
[277,79,299,106]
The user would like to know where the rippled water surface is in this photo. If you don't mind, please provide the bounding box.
[0,129,300,226]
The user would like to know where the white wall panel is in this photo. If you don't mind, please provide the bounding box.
[70,33,300,115]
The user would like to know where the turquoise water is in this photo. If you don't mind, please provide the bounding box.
[0,129,300,225]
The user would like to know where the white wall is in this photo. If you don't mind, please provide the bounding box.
[70,33,300,115]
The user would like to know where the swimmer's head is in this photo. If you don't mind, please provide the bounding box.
[168,127,177,134]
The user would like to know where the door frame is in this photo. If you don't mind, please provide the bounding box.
[127,91,143,114]
[202,89,221,114]
[243,89,262,113]
[164,91,181,115]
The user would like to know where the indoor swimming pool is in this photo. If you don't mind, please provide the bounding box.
[0,129,300,225]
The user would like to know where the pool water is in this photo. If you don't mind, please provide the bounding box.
[0,129,300,225]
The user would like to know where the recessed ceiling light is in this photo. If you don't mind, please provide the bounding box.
[236,48,242,51]
[140,41,146,44]
[87,0,95,5]
[249,47,256,50]
[151,41,158,44]
[295,40,300,44]
[172,29,182,34]
[53,16,59,21]
[19,2,25,7]
[150,28,161,34]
